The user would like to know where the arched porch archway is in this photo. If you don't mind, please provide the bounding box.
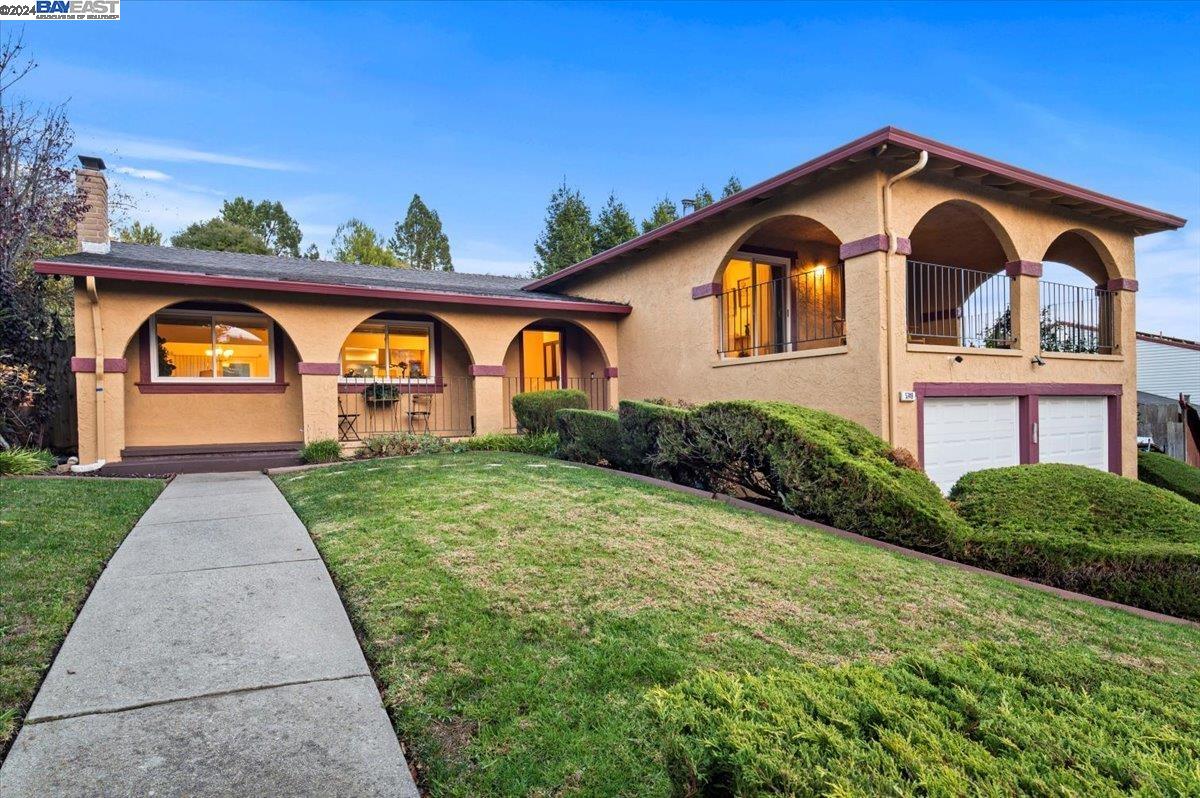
[500,319,612,429]
[1038,230,1121,354]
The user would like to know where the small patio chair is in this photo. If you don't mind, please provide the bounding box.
[407,393,432,434]
[338,396,361,442]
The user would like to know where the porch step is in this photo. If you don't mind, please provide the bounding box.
[102,442,304,476]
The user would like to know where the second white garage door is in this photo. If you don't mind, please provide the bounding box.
[1039,396,1108,471]
[923,397,1020,493]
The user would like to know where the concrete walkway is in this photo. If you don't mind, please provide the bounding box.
[0,472,419,797]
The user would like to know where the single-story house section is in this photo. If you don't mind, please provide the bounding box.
[38,127,1186,484]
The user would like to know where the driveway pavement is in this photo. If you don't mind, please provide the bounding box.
[0,472,419,797]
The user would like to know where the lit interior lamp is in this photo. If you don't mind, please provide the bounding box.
[812,264,827,276]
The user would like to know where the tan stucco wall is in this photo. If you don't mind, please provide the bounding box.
[559,164,1141,477]
[72,279,620,463]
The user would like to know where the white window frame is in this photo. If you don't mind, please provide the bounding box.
[338,320,436,384]
[150,310,276,383]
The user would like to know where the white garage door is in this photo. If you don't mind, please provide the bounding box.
[1039,396,1108,471]
[923,397,1020,493]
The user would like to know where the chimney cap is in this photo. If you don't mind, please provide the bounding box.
[77,155,106,171]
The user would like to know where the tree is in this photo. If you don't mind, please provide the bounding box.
[641,196,679,233]
[721,176,743,198]
[329,218,398,266]
[592,192,638,253]
[220,197,302,257]
[302,243,321,260]
[691,184,714,210]
[389,194,452,271]
[532,181,593,278]
[116,220,161,245]
[0,32,88,447]
[171,218,271,255]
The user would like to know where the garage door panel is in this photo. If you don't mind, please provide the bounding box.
[1039,396,1108,471]
[923,397,1020,494]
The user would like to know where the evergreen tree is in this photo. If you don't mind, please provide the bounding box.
[220,197,303,257]
[721,175,743,198]
[329,218,398,267]
[692,184,714,210]
[389,194,452,271]
[641,196,679,233]
[592,192,638,253]
[171,219,271,255]
[116,221,162,246]
[302,243,321,260]
[532,181,593,278]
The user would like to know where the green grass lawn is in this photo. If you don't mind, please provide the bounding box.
[274,453,1200,797]
[0,476,162,754]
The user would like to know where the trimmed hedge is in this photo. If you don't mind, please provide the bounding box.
[555,409,624,467]
[511,389,588,434]
[952,463,1200,619]
[659,400,970,552]
[1139,451,1200,504]
[618,399,694,481]
[647,644,1200,796]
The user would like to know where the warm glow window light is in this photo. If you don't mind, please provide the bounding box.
[152,312,272,381]
[339,322,433,381]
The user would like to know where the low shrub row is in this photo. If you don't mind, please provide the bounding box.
[555,409,623,466]
[646,643,1200,795]
[511,389,588,434]
[952,463,1200,619]
[462,431,559,456]
[1139,450,1200,504]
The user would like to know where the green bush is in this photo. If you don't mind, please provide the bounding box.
[646,643,1200,796]
[359,432,445,458]
[556,409,625,467]
[660,401,969,552]
[952,463,1200,619]
[299,438,342,464]
[618,399,694,481]
[1139,451,1200,504]
[511,389,588,434]
[462,431,559,456]
[0,447,55,476]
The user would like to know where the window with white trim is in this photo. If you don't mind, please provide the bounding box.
[339,321,434,382]
[151,311,274,382]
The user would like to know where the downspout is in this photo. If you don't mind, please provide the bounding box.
[882,150,928,445]
[71,276,106,473]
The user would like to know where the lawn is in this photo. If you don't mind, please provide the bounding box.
[0,476,162,755]
[274,452,1200,796]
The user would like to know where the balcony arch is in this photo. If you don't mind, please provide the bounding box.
[906,200,1019,348]
[713,215,846,358]
[500,319,612,427]
[1038,229,1122,355]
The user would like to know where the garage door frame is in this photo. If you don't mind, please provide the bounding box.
[915,382,1122,475]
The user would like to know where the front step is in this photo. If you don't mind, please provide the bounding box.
[102,442,304,476]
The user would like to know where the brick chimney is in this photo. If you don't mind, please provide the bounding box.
[75,155,110,254]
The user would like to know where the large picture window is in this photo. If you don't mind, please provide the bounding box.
[340,321,434,382]
[151,311,274,381]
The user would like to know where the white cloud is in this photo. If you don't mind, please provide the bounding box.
[77,129,303,172]
[112,166,171,182]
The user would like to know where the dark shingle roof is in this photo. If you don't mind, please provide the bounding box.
[39,242,620,308]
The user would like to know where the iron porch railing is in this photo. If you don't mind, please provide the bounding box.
[906,259,1013,348]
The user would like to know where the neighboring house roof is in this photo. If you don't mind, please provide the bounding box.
[1136,331,1200,352]
[34,242,630,315]
[1138,391,1185,406]
[1136,331,1200,401]
[525,126,1188,292]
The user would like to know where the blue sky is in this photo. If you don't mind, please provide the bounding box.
[15,0,1200,337]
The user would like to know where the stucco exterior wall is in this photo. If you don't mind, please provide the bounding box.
[71,279,620,463]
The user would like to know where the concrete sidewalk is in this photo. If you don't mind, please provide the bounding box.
[0,472,419,797]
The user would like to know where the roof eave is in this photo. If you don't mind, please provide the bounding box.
[524,126,1187,292]
[34,260,632,316]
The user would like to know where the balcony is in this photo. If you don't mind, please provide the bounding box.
[1039,280,1117,355]
[905,259,1013,349]
[716,264,846,358]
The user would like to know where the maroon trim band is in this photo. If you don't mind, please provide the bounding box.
[691,282,720,299]
[1105,278,1138,292]
[839,234,912,260]
[34,261,632,316]
[469,364,506,377]
[1004,260,1043,278]
[603,366,619,378]
[71,357,128,373]
[298,362,341,376]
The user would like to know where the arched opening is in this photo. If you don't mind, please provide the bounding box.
[335,312,475,439]
[1039,230,1118,354]
[906,201,1016,348]
[714,215,844,358]
[122,300,303,449]
[501,320,610,429]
